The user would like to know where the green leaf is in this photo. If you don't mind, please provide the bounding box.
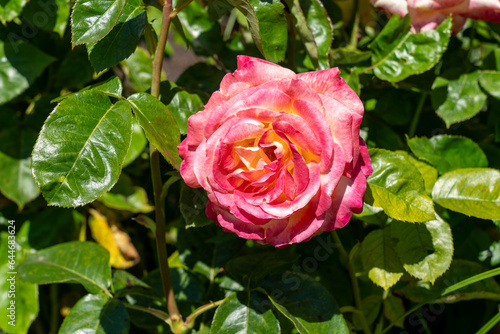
[407,135,488,175]
[176,0,223,57]
[0,114,40,209]
[369,15,452,82]
[127,92,182,169]
[122,121,147,167]
[59,294,129,334]
[248,0,288,63]
[0,231,38,334]
[211,291,280,334]
[99,174,153,213]
[180,183,212,228]
[159,81,205,135]
[86,0,146,72]
[353,203,389,225]
[366,149,435,222]
[0,40,55,105]
[392,218,453,283]
[331,48,371,66]
[397,151,438,194]
[384,295,405,328]
[353,295,382,329]
[432,71,487,127]
[400,260,500,303]
[226,0,264,57]
[122,47,154,93]
[0,0,27,22]
[18,241,111,293]
[432,168,500,220]
[71,0,126,46]
[51,76,124,103]
[262,273,349,334]
[361,229,404,290]
[22,0,70,36]
[54,46,95,90]
[301,0,333,70]
[479,70,500,100]
[32,93,133,207]
[286,0,319,68]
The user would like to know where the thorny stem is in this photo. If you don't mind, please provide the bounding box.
[332,231,372,334]
[149,0,181,323]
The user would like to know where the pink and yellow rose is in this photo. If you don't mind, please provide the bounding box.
[371,0,500,33]
[178,56,372,247]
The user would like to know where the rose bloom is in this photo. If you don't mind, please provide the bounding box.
[178,56,372,247]
[371,0,500,33]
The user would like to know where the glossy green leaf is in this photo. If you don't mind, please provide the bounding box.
[87,0,146,72]
[248,0,287,63]
[397,151,438,194]
[400,260,500,303]
[366,149,435,222]
[0,0,26,22]
[22,0,70,36]
[180,183,212,228]
[112,270,150,293]
[0,114,40,209]
[176,0,223,57]
[52,76,124,103]
[369,15,451,82]
[392,218,453,283]
[159,81,204,135]
[408,135,488,174]
[127,92,182,169]
[211,291,280,334]
[479,70,500,100]
[99,174,153,213]
[32,93,133,207]
[286,0,319,68]
[0,40,55,105]
[122,121,147,167]
[432,168,500,220]
[302,0,333,70]
[226,0,264,57]
[0,230,38,334]
[432,71,487,127]
[71,0,126,46]
[262,273,349,334]
[18,241,111,293]
[122,47,154,93]
[361,229,404,290]
[59,294,129,334]
[331,48,371,66]
[177,63,225,93]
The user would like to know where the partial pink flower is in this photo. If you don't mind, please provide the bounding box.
[178,56,372,247]
[371,0,500,33]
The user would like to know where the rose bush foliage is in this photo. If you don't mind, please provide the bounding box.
[371,0,500,32]
[178,56,372,247]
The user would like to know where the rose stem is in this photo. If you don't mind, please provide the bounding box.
[149,0,181,322]
[408,93,428,138]
[331,230,372,334]
[348,0,360,50]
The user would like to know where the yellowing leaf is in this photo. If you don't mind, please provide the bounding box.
[88,209,139,269]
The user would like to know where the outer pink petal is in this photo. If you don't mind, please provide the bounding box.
[321,139,372,231]
[219,56,296,95]
[297,68,364,116]
[207,202,267,240]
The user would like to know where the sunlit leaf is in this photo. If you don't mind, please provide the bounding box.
[432,168,500,220]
